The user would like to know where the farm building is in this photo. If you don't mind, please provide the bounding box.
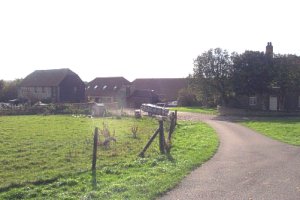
[127,89,160,108]
[234,91,300,112]
[131,78,188,102]
[234,42,300,112]
[18,68,85,103]
[85,77,131,107]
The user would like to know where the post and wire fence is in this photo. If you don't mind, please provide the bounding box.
[91,110,178,170]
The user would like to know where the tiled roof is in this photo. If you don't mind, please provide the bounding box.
[20,68,78,87]
[131,78,188,101]
[86,77,131,96]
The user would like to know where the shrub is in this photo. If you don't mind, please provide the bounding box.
[177,88,199,106]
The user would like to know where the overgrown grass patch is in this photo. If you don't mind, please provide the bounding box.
[169,106,218,115]
[0,115,218,199]
[241,118,300,146]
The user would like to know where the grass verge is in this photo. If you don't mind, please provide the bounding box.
[241,118,300,146]
[0,115,218,199]
[169,106,218,115]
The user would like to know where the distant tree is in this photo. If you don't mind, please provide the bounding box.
[0,79,22,102]
[0,80,4,91]
[191,48,233,106]
[0,81,4,101]
[0,80,4,101]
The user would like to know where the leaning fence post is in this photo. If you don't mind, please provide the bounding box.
[158,120,166,154]
[138,128,160,157]
[92,127,99,171]
[174,110,178,125]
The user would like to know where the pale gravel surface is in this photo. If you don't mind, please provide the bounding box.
[158,112,300,200]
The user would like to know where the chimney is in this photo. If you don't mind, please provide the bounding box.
[266,42,273,57]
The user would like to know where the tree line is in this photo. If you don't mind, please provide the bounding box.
[0,79,22,102]
[178,48,300,107]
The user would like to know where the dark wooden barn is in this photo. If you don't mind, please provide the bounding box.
[18,68,85,103]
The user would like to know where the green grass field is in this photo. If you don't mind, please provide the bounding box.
[0,115,218,199]
[242,118,300,146]
[169,106,218,115]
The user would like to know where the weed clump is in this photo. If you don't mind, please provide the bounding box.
[98,122,116,149]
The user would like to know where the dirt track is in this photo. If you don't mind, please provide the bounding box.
[159,112,300,200]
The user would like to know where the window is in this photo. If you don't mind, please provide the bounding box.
[249,96,257,106]
[94,85,98,89]
[103,85,107,90]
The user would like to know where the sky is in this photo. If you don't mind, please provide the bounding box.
[0,0,299,82]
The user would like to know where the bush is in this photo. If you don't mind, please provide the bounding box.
[177,89,199,106]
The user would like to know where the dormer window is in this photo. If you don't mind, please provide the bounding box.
[103,85,107,90]
[94,85,98,89]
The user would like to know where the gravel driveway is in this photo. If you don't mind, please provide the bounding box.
[159,112,300,200]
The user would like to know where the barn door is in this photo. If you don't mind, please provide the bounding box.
[269,96,278,111]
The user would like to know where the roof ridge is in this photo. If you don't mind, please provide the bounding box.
[94,76,126,79]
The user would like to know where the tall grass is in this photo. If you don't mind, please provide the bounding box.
[0,115,157,189]
[0,115,218,199]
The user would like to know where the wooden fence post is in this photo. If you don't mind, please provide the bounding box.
[138,128,160,157]
[158,120,166,154]
[92,127,99,171]
[174,110,178,125]
[168,114,175,142]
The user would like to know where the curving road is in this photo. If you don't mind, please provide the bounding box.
[159,113,300,200]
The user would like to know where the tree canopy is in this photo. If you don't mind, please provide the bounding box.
[0,79,22,102]
[190,48,233,106]
[232,51,272,95]
[189,48,300,107]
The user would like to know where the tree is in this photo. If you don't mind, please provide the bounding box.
[0,79,22,102]
[271,54,300,110]
[0,80,4,91]
[272,54,300,90]
[177,88,198,106]
[231,51,271,96]
[191,48,233,106]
